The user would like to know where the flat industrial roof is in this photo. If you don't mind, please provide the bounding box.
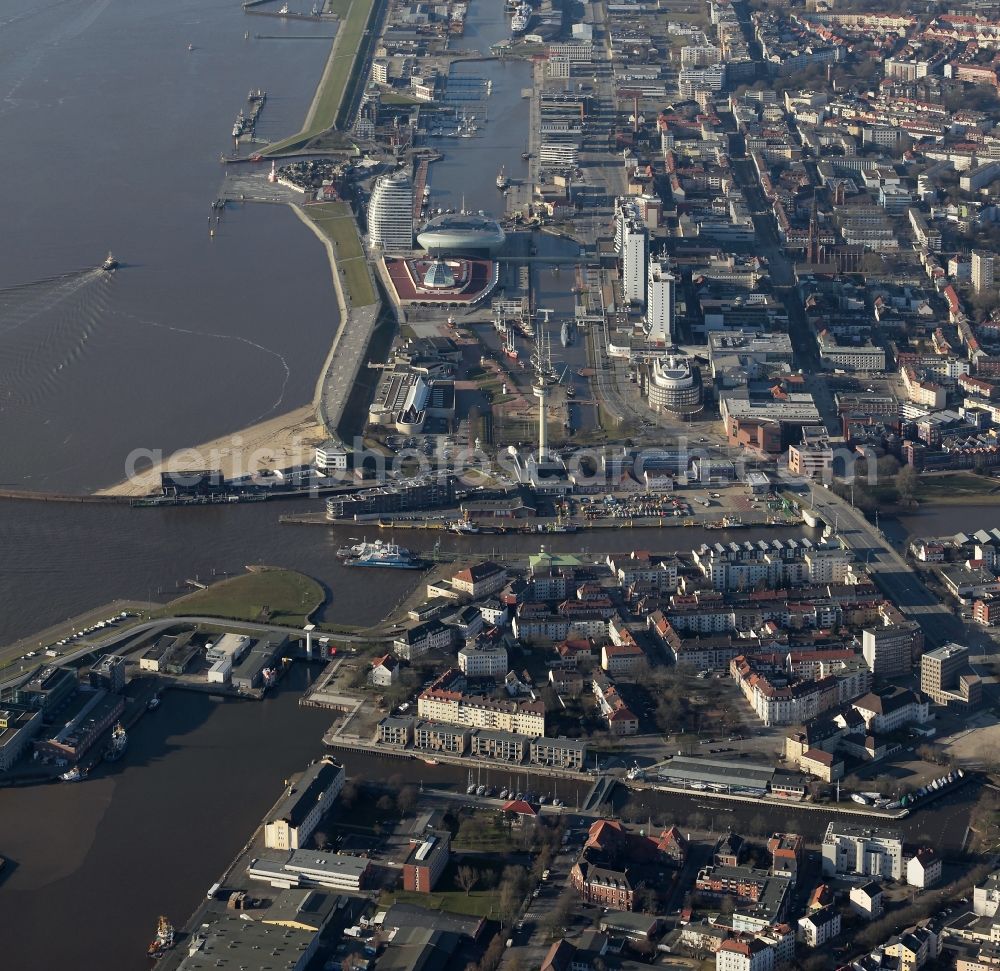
[659,756,775,789]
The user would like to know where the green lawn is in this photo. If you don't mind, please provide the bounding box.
[381,93,423,106]
[262,0,376,154]
[917,472,1000,505]
[379,889,499,919]
[161,569,324,626]
[303,202,377,306]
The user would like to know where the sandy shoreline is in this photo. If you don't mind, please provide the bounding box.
[95,405,327,497]
[96,4,375,500]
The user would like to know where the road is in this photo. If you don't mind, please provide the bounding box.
[805,485,963,647]
[0,614,363,695]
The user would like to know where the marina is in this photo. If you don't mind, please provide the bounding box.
[231,88,267,144]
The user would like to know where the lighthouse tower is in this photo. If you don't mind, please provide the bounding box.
[267,161,277,184]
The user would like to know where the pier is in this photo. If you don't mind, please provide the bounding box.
[231,88,267,145]
[412,157,431,219]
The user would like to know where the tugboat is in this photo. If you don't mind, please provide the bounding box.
[102,252,119,272]
[60,766,86,782]
[103,722,128,762]
[496,165,509,191]
[147,916,176,960]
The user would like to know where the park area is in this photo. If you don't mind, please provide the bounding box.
[160,568,324,627]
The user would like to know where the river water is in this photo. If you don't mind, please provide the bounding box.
[0,497,817,644]
[0,0,338,492]
[0,1,886,967]
[0,4,604,967]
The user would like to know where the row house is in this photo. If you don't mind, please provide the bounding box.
[413,720,470,754]
[605,551,679,591]
[377,715,415,748]
[602,642,647,676]
[513,603,609,643]
[592,675,640,735]
[696,865,773,904]
[451,560,507,598]
[530,736,588,771]
[393,619,454,660]
[471,728,530,762]
[416,688,546,736]
[731,655,871,726]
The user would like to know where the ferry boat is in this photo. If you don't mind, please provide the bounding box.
[496,166,509,190]
[336,539,366,559]
[560,319,575,347]
[343,540,424,569]
[103,722,128,762]
[102,252,119,271]
[511,3,531,33]
[147,916,176,960]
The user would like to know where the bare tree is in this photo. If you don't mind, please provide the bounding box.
[457,865,480,896]
[397,785,418,816]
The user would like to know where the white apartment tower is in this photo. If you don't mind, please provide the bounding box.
[368,170,414,252]
[615,198,648,306]
[646,255,675,343]
[972,250,995,294]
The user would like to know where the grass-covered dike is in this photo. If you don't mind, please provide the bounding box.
[161,568,325,627]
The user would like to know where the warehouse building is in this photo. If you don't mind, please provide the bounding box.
[264,758,345,851]
[658,756,775,796]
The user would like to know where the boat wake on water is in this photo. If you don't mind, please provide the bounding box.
[0,265,112,410]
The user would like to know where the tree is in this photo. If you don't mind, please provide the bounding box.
[532,843,553,880]
[397,785,418,816]
[636,887,659,913]
[499,880,521,927]
[457,865,480,896]
[876,455,900,480]
[376,794,396,815]
[896,465,919,502]
[545,894,573,940]
[477,935,506,971]
[340,778,361,809]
